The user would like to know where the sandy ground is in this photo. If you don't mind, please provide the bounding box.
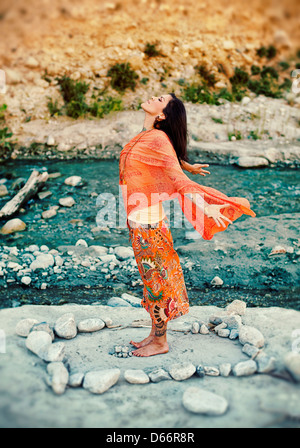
[0,303,299,428]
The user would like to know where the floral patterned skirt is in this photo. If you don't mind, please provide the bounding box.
[128,215,189,325]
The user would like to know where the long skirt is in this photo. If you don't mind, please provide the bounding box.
[128,215,189,326]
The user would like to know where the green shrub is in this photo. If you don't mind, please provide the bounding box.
[261,66,278,80]
[47,98,63,117]
[228,130,242,141]
[54,75,90,118]
[55,75,89,104]
[41,69,52,83]
[278,61,290,71]
[251,65,261,76]
[211,117,223,124]
[181,82,220,105]
[0,103,7,121]
[256,45,277,59]
[256,46,267,58]
[144,42,166,58]
[195,64,217,87]
[107,63,139,93]
[229,67,250,87]
[89,95,123,118]
[248,130,259,140]
[266,45,277,59]
[279,78,292,90]
[217,88,234,102]
[0,126,14,150]
[248,74,282,98]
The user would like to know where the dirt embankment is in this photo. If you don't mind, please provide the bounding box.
[0,0,299,138]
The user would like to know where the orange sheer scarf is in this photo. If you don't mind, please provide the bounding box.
[119,129,256,240]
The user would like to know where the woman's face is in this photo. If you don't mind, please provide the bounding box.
[141,94,173,117]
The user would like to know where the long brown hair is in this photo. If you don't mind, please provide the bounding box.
[153,93,190,164]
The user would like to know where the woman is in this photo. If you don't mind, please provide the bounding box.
[119,93,256,357]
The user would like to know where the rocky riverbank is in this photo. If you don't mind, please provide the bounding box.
[0,300,300,428]
[3,99,300,166]
[0,159,299,310]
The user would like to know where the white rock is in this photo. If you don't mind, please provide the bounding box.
[55,256,64,267]
[200,324,209,335]
[15,318,39,337]
[237,157,269,168]
[232,360,257,377]
[204,366,220,376]
[64,176,83,187]
[25,56,39,68]
[69,372,84,388]
[284,352,300,382]
[124,370,150,384]
[28,244,39,253]
[0,218,26,235]
[256,353,276,373]
[218,328,230,338]
[59,197,75,207]
[211,275,223,286]
[226,299,247,316]
[83,369,120,394]
[21,276,32,286]
[30,254,54,271]
[76,239,88,247]
[149,368,172,383]
[239,325,265,348]
[41,342,66,362]
[99,254,117,263]
[0,185,8,197]
[223,40,235,50]
[26,331,52,357]
[182,387,229,415]
[114,246,134,260]
[31,322,54,341]
[77,318,105,333]
[242,343,260,358]
[107,297,132,307]
[47,362,69,395]
[241,96,251,106]
[121,293,142,307]
[191,322,200,334]
[220,363,232,377]
[169,362,196,381]
[42,209,57,219]
[102,317,113,327]
[89,246,109,257]
[222,315,242,329]
[47,135,55,146]
[54,313,77,339]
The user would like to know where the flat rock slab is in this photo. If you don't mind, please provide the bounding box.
[1,304,300,428]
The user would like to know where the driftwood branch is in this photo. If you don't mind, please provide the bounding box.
[0,170,48,219]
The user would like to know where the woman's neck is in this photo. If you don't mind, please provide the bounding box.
[142,113,156,131]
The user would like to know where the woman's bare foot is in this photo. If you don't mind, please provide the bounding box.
[130,334,154,348]
[132,340,169,357]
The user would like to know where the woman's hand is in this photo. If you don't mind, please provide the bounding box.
[190,163,210,176]
[204,203,233,228]
[181,161,210,176]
